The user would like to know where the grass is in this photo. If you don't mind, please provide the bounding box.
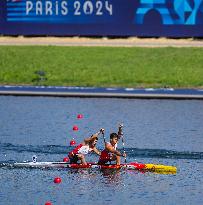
[0,46,203,88]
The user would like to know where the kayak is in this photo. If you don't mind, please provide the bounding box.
[13,161,177,174]
[13,161,145,169]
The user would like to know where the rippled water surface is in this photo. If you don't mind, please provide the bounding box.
[0,96,202,205]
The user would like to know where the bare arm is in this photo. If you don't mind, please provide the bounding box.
[84,133,99,144]
[92,147,101,155]
[105,143,125,157]
[84,128,104,144]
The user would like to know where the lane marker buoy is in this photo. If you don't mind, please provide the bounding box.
[77,114,83,119]
[73,125,79,131]
[45,201,52,205]
[63,157,69,162]
[54,177,62,184]
[70,139,76,146]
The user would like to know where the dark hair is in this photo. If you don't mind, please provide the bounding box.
[110,133,118,139]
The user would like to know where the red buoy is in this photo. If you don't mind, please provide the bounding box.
[45,202,52,205]
[63,157,69,162]
[54,177,62,184]
[73,125,79,131]
[70,139,76,146]
[77,114,83,119]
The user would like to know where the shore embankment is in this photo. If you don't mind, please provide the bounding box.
[0,45,203,88]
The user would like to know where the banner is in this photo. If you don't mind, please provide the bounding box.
[1,0,203,37]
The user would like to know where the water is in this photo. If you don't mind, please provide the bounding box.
[0,96,202,205]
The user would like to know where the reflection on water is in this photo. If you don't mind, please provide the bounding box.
[101,169,123,185]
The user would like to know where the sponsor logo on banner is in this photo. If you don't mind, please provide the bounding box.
[6,0,113,23]
[135,0,203,25]
[6,0,203,25]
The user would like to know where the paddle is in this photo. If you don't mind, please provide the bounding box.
[119,124,127,164]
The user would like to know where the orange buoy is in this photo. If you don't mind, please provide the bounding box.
[54,177,62,184]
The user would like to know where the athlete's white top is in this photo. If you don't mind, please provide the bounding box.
[77,145,93,155]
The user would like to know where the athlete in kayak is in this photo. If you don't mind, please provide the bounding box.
[98,125,126,165]
[68,129,104,165]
